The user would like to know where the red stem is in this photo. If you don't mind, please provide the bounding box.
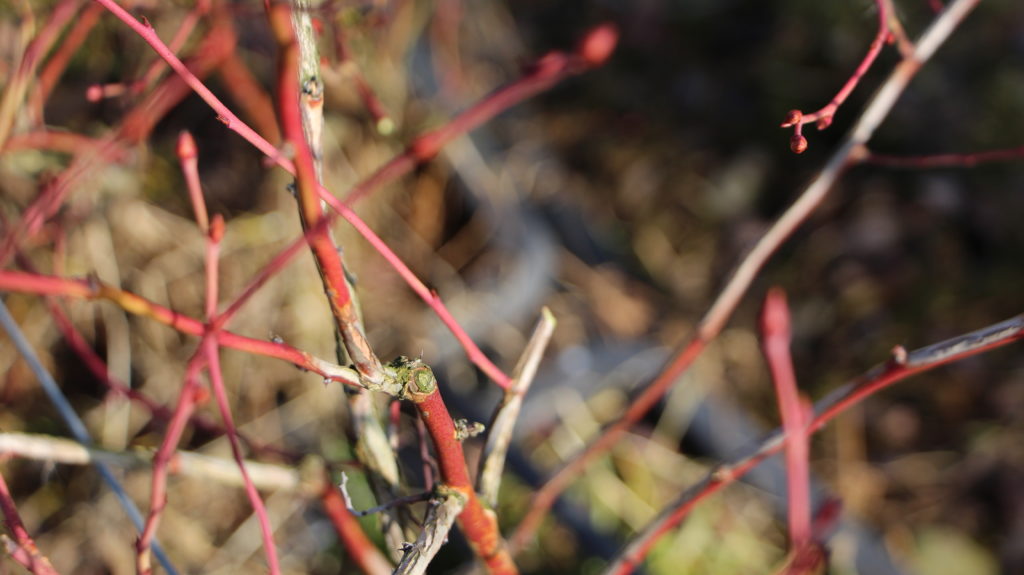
[268,2,383,385]
[203,335,282,574]
[136,356,204,575]
[413,389,517,574]
[32,2,104,120]
[0,270,361,387]
[863,145,1024,168]
[177,131,209,233]
[0,471,60,575]
[760,290,812,555]
[206,213,282,573]
[320,482,393,575]
[780,0,894,147]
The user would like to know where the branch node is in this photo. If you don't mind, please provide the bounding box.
[890,345,908,366]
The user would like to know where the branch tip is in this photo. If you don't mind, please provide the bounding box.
[578,23,619,67]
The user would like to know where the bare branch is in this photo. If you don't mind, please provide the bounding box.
[478,308,556,506]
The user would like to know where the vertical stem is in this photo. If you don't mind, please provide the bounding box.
[281,0,408,556]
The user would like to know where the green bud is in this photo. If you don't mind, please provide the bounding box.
[412,366,436,393]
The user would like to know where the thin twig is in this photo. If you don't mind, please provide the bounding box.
[478,308,556,507]
[861,145,1024,168]
[761,290,825,575]
[760,290,811,548]
[277,0,410,554]
[0,470,60,575]
[0,270,363,386]
[780,0,897,152]
[338,472,431,517]
[136,353,206,575]
[319,476,393,575]
[270,2,384,387]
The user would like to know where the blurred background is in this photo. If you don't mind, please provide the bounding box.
[1,0,1023,573]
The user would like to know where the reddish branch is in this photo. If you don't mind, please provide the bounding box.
[780,0,895,153]
[0,0,77,147]
[320,481,392,575]
[177,132,209,232]
[136,176,282,572]
[861,145,1024,168]
[32,2,105,121]
[409,382,517,574]
[0,471,60,575]
[269,2,385,386]
[0,270,362,386]
[343,23,619,205]
[760,290,811,548]
[605,313,1024,574]
[136,353,207,574]
[760,290,825,575]
[204,331,283,573]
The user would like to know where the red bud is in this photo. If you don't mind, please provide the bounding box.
[781,109,802,128]
[209,214,225,243]
[790,134,808,154]
[176,131,197,161]
[578,23,619,67]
